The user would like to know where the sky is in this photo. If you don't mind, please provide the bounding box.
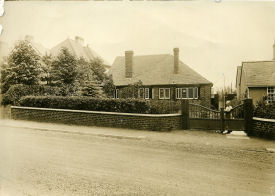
[1,1,275,91]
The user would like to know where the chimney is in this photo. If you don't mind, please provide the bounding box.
[25,35,34,42]
[173,48,179,74]
[125,51,133,78]
[75,36,84,46]
[273,41,275,60]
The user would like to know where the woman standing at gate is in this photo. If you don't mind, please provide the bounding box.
[223,101,233,134]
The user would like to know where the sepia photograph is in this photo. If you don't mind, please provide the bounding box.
[0,0,274,195]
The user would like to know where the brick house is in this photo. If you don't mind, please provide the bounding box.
[109,48,213,107]
[236,42,275,105]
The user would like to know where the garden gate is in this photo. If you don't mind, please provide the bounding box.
[181,99,253,132]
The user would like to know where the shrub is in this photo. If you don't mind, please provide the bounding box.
[254,98,275,119]
[1,84,61,105]
[18,96,180,114]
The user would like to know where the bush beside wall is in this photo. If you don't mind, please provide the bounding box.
[18,96,181,114]
[2,84,61,105]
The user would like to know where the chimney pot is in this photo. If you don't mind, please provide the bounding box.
[125,51,134,78]
[173,48,179,74]
[75,36,84,46]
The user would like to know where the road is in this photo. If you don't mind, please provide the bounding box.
[0,120,274,196]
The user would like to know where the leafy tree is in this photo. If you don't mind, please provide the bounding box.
[120,81,143,99]
[0,40,41,94]
[50,48,78,86]
[40,54,53,85]
[81,79,105,98]
[102,75,116,98]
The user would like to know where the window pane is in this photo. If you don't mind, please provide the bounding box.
[194,88,198,99]
[165,88,170,99]
[176,88,181,99]
[182,88,187,98]
[159,89,164,99]
[139,88,144,98]
[188,88,193,99]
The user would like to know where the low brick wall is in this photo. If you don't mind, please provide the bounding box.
[252,117,275,139]
[11,106,182,131]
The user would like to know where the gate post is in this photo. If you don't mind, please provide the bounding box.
[244,98,253,135]
[220,108,225,132]
[181,99,190,129]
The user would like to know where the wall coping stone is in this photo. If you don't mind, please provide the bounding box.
[11,106,181,118]
[253,117,275,123]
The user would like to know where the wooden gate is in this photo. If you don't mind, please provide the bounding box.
[181,100,251,131]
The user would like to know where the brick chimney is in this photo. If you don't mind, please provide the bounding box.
[25,35,34,42]
[75,36,84,46]
[125,50,133,78]
[173,48,179,74]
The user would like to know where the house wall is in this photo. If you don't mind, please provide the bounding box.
[116,84,212,107]
[248,87,267,105]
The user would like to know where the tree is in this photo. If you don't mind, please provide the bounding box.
[40,54,53,85]
[102,75,116,98]
[119,81,143,99]
[1,40,41,94]
[81,79,105,98]
[50,48,78,86]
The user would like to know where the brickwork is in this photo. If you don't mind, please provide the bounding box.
[11,106,182,131]
[252,118,275,139]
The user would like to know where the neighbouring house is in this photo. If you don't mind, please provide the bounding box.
[24,35,49,56]
[236,42,275,105]
[109,48,213,107]
[50,36,110,70]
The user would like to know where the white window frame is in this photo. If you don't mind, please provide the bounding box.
[176,87,198,99]
[145,88,149,99]
[159,88,170,100]
[138,88,150,99]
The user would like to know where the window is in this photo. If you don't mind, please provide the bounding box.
[182,88,187,99]
[159,88,170,99]
[138,88,150,99]
[145,88,149,99]
[267,87,275,103]
[176,88,181,99]
[115,89,119,99]
[176,87,198,99]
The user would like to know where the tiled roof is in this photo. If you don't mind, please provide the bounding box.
[241,61,275,87]
[50,38,110,66]
[109,54,212,86]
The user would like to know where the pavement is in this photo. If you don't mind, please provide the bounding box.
[0,119,275,196]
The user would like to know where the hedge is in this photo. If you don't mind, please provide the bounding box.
[18,96,181,114]
[1,84,61,105]
[254,100,275,119]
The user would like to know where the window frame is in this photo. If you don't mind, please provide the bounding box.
[176,87,198,99]
[144,88,150,99]
[159,88,170,100]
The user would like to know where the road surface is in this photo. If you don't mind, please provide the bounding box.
[0,120,274,196]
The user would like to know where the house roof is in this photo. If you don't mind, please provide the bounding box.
[50,38,110,67]
[241,61,275,87]
[109,54,212,86]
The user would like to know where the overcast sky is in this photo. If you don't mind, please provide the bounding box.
[1,1,275,90]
